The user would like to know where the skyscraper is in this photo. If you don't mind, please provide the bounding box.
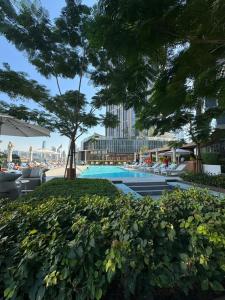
[106,105,137,138]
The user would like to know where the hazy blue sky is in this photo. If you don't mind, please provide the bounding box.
[0,0,103,153]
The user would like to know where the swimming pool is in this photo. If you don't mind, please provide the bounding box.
[79,166,153,179]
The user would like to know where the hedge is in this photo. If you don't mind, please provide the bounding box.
[0,181,225,300]
[181,173,225,190]
[21,178,120,202]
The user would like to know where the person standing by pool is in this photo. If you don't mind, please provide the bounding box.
[163,156,169,168]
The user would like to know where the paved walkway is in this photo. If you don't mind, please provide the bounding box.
[46,166,87,180]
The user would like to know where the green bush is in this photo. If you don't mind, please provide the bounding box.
[20,178,120,202]
[201,153,220,165]
[1,182,225,300]
[182,173,225,189]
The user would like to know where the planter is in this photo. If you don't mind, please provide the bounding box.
[186,160,196,173]
[203,164,221,175]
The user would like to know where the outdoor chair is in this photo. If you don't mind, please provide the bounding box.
[164,163,186,176]
[0,172,21,199]
[146,162,161,172]
[130,162,139,169]
[19,167,47,191]
[160,163,177,176]
[154,164,166,174]
[139,163,149,171]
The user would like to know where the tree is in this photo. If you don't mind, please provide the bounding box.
[87,0,225,173]
[89,0,225,110]
[0,0,118,178]
[0,63,49,102]
[41,90,118,178]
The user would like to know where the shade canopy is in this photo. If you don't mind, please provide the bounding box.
[0,114,50,137]
[34,148,58,154]
[164,148,191,156]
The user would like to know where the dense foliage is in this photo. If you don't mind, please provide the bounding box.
[89,0,225,151]
[1,181,225,299]
[21,178,120,201]
[0,0,118,178]
[201,153,220,165]
[182,173,225,190]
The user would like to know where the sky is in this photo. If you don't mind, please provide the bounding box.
[0,0,103,153]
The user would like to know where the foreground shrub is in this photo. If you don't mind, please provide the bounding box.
[182,173,225,189]
[0,187,225,300]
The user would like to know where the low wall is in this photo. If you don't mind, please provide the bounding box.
[203,164,221,175]
[185,161,196,173]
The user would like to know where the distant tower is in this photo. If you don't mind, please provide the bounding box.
[42,141,46,149]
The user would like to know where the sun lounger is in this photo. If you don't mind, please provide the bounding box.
[147,162,161,172]
[163,164,186,176]
[154,164,166,174]
[160,163,177,176]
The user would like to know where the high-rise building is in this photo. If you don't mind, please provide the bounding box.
[106,105,137,138]
[42,141,46,149]
[205,98,225,129]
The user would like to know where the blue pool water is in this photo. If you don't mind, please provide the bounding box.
[79,166,152,179]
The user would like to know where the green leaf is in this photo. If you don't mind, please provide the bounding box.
[90,238,95,247]
[160,221,167,229]
[199,255,208,266]
[206,247,212,256]
[95,288,103,300]
[36,286,45,300]
[106,260,113,272]
[197,225,207,235]
[180,253,189,261]
[210,281,225,292]
[201,279,209,291]
[133,222,138,232]
[168,229,176,241]
[4,287,16,299]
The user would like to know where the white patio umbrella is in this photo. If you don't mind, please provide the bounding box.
[164,148,191,163]
[164,148,191,156]
[0,114,50,137]
[172,148,176,163]
[29,146,33,163]
[7,141,14,162]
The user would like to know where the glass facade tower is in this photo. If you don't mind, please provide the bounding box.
[106,105,137,138]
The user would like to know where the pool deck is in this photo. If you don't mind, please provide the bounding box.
[46,166,87,181]
[45,165,225,199]
[112,174,181,183]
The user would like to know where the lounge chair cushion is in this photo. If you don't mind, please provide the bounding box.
[22,168,32,178]
[0,172,21,182]
[30,168,42,178]
[0,173,21,198]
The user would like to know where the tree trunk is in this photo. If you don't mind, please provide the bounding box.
[196,143,203,173]
[65,137,76,180]
[74,142,77,179]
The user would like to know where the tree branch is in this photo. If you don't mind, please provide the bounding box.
[75,130,86,141]
[55,75,62,95]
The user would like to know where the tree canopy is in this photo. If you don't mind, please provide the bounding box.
[0,0,118,178]
[0,63,49,101]
[88,0,225,139]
